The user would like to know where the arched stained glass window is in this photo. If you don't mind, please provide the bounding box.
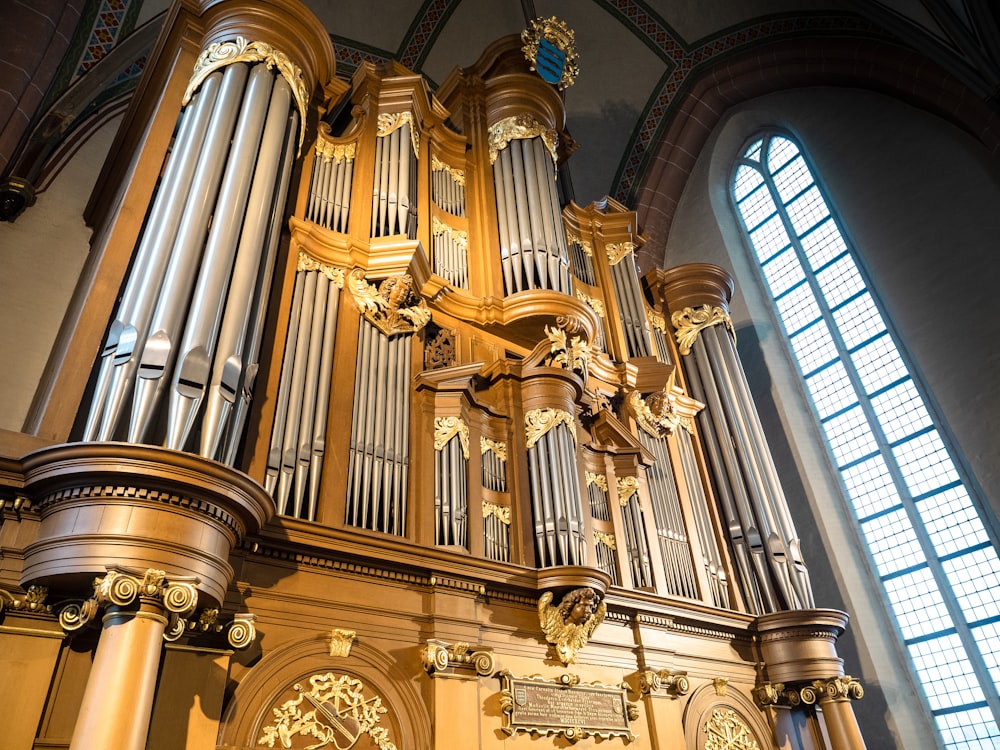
[731,132,1000,749]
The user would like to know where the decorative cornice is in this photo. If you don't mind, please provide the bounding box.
[183,37,308,153]
[521,16,579,90]
[297,251,346,285]
[431,216,469,250]
[421,639,496,677]
[480,436,508,462]
[434,416,470,459]
[483,501,511,525]
[671,304,735,355]
[754,676,864,707]
[524,408,577,449]
[377,111,419,154]
[616,475,640,506]
[431,155,465,185]
[638,668,689,696]
[488,114,558,167]
[585,471,608,492]
[606,241,636,266]
[347,269,431,335]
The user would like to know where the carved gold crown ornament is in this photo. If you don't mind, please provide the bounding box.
[347,269,431,336]
[488,114,558,167]
[521,16,580,90]
[538,587,607,664]
[671,304,735,355]
[433,416,470,458]
[183,37,309,153]
[257,673,397,750]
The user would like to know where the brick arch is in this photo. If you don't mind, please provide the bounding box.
[632,36,1000,271]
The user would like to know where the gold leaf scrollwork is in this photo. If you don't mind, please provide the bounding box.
[433,416,470,459]
[431,156,465,186]
[421,639,496,677]
[576,290,605,318]
[605,241,635,266]
[627,370,701,439]
[431,216,469,251]
[329,628,356,657]
[524,408,576,449]
[566,230,593,256]
[183,37,309,154]
[521,16,580,90]
[315,133,357,164]
[480,436,508,462]
[0,585,50,614]
[257,673,397,750]
[703,709,760,750]
[616,476,640,506]
[585,471,608,492]
[297,252,346,286]
[593,530,616,550]
[348,269,431,335]
[538,588,606,664]
[638,669,690,696]
[483,501,511,525]
[377,111,419,155]
[488,114,558,167]
[543,324,591,375]
[671,304,735,355]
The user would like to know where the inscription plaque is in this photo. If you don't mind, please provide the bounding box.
[499,671,636,742]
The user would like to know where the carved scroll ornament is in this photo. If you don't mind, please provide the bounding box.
[524,408,577,449]
[671,304,735,355]
[377,111,419,155]
[488,114,558,167]
[703,709,760,750]
[434,416,470,458]
[544,325,590,375]
[298,252,346,285]
[480,436,508,462]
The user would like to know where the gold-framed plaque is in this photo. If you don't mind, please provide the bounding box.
[499,670,636,742]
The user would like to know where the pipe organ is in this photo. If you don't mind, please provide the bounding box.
[0,5,870,749]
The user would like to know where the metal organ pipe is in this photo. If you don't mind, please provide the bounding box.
[371,119,416,239]
[307,138,354,234]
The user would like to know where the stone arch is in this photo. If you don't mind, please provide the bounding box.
[682,682,775,750]
[217,632,432,749]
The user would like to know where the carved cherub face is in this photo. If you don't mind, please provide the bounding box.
[559,588,600,625]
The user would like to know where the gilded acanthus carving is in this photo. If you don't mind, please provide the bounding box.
[703,709,760,750]
[671,304,735,355]
[566,230,593,256]
[593,530,616,550]
[638,668,690,696]
[524,408,577,449]
[329,628,356,657]
[585,471,608,492]
[376,111,419,154]
[488,114,558,167]
[0,585,50,615]
[258,673,397,750]
[431,156,464,185]
[605,241,635,266]
[616,476,640,506]
[521,16,580,90]
[315,132,357,163]
[297,251,346,285]
[421,639,496,676]
[183,37,309,153]
[434,416,470,458]
[627,371,702,438]
[543,325,590,375]
[538,587,606,664]
[348,269,430,335]
[754,676,864,707]
[576,290,605,318]
[480,436,508,462]
[483,501,511,524]
[431,216,469,250]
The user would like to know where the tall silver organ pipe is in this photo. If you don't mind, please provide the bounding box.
[431,217,469,289]
[346,320,413,536]
[490,117,572,296]
[306,135,355,233]
[638,432,699,599]
[608,243,653,358]
[265,258,343,520]
[431,156,466,217]
[619,487,654,588]
[525,409,586,567]
[81,50,302,465]
[567,233,596,286]
[586,472,610,521]
[481,437,508,492]
[433,417,469,546]
[594,531,620,586]
[370,113,417,239]
[483,501,511,563]
[679,315,814,613]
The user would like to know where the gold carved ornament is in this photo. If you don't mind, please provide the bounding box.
[480,436,508,462]
[616,476,640,506]
[538,587,607,665]
[638,669,690,696]
[488,114,558,167]
[483,501,511,525]
[431,155,464,186]
[347,269,431,336]
[524,408,577,449]
[377,111,419,155]
[315,133,357,164]
[521,16,580,90]
[433,416,470,459]
[329,628,356,658]
[605,241,635,266]
[431,216,469,251]
[671,304,735,356]
[585,471,608,492]
[647,308,667,334]
[576,290,605,318]
[0,584,50,614]
[703,708,760,750]
[754,676,864,707]
[593,530,616,550]
[544,325,591,375]
[183,37,309,154]
[298,252,346,286]
[627,370,701,439]
[421,639,495,676]
[566,230,593,257]
[258,673,397,750]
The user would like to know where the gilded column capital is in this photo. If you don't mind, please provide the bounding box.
[0,585,51,615]
[637,668,690,696]
[421,639,496,677]
[753,676,863,707]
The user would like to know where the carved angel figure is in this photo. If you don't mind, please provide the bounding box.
[538,587,607,664]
